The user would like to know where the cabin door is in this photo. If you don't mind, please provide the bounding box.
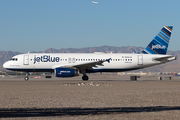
[138,55,143,65]
[24,55,29,65]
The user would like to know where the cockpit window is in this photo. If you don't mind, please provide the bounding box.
[10,58,18,61]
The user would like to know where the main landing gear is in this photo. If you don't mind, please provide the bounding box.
[24,72,29,81]
[82,75,89,81]
[81,69,89,81]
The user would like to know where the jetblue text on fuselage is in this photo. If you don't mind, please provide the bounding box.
[34,55,60,64]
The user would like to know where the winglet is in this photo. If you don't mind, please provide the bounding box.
[140,26,173,55]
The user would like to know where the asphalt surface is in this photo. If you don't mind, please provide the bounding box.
[0,74,180,120]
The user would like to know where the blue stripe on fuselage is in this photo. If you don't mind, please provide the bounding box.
[6,68,141,73]
[5,68,54,72]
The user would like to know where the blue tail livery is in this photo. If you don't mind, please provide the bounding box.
[140,26,173,55]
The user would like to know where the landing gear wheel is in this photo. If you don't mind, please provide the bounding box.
[82,75,89,81]
[24,76,29,81]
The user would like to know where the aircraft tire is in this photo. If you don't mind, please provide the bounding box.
[24,76,29,81]
[82,75,89,81]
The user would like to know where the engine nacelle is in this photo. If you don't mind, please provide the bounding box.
[55,68,79,77]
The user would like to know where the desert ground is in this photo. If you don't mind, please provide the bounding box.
[0,74,180,120]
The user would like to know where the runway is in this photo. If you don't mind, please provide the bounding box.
[0,75,180,119]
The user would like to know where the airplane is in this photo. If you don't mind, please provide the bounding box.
[92,1,98,4]
[3,26,176,81]
[171,72,180,76]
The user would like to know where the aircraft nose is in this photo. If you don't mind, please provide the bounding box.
[3,62,9,69]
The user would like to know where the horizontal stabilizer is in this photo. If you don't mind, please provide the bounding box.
[153,56,176,62]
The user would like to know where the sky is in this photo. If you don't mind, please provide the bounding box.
[0,0,180,53]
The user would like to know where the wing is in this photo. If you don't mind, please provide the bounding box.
[73,60,104,69]
[73,58,111,69]
[52,58,111,70]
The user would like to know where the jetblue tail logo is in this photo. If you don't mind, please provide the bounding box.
[152,44,166,49]
[140,26,173,55]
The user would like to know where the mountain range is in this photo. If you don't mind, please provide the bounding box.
[1,46,180,72]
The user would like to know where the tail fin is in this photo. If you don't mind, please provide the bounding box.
[140,26,173,55]
[171,72,175,76]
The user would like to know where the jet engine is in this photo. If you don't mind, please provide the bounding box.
[55,67,79,77]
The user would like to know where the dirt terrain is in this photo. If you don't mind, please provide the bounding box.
[0,74,180,120]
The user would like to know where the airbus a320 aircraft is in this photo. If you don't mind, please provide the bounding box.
[3,26,176,81]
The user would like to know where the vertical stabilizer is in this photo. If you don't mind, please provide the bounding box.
[140,26,173,55]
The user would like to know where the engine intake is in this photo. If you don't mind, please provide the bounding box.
[55,68,79,77]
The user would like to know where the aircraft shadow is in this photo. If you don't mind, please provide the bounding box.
[0,106,180,118]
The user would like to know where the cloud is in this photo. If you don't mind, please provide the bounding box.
[92,1,98,4]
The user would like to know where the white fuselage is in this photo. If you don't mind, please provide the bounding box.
[3,52,176,73]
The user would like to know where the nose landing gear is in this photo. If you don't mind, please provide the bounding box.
[24,76,29,81]
[24,72,29,81]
